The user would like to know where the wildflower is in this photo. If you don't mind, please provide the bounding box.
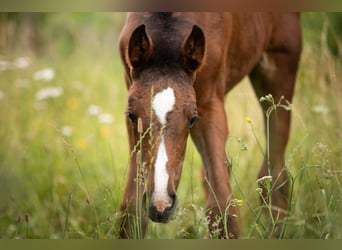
[256,175,272,184]
[98,113,114,124]
[35,86,63,101]
[256,176,272,193]
[259,94,273,103]
[312,105,329,115]
[100,127,112,138]
[33,68,55,82]
[231,198,244,207]
[86,105,102,116]
[78,139,89,150]
[14,57,30,69]
[245,116,251,123]
[0,59,12,70]
[241,143,248,151]
[67,97,78,109]
[0,90,5,100]
[256,187,263,194]
[61,126,73,137]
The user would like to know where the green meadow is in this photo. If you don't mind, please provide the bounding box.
[0,13,341,239]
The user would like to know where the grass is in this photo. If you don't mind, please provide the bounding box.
[0,13,341,239]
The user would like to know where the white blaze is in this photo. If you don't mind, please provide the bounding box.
[152,87,175,125]
[152,87,175,200]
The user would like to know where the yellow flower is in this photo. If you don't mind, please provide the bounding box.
[231,198,244,207]
[236,199,244,206]
[101,127,112,138]
[245,116,251,123]
[78,139,89,150]
[67,97,79,109]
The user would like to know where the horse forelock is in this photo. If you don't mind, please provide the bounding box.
[144,15,194,69]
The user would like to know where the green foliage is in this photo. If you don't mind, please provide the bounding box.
[0,13,341,239]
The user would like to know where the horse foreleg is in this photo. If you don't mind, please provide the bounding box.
[191,98,241,239]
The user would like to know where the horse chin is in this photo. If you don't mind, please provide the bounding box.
[142,192,178,223]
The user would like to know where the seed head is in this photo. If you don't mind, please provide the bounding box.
[256,187,263,195]
[136,150,141,165]
[137,117,143,133]
[24,213,29,223]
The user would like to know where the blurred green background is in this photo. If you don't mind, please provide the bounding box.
[0,13,341,239]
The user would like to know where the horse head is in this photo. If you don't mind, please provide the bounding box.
[124,23,205,223]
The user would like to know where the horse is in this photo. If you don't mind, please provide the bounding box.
[117,12,302,239]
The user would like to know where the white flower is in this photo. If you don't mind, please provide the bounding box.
[256,175,272,183]
[35,86,63,101]
[98,113,114,124]
[61,126,73,137]
[0,57,30,70]
[14,57,30,69]
[33,68,55,82]
[87,105,102,116]
[0,90,5,100]
[312,105,329,115]
[0,60,12,71]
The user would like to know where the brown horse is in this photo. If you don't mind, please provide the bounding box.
[118,12,302,238]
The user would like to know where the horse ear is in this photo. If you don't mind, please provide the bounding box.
[182,25,205,73]
[128,24,152,72]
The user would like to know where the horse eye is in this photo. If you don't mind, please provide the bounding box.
[188,114,199,128]
[126,111,137,123]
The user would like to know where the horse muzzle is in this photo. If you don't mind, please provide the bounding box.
[142,192,178,223]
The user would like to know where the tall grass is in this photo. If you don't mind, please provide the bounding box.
[0,13,341,239]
